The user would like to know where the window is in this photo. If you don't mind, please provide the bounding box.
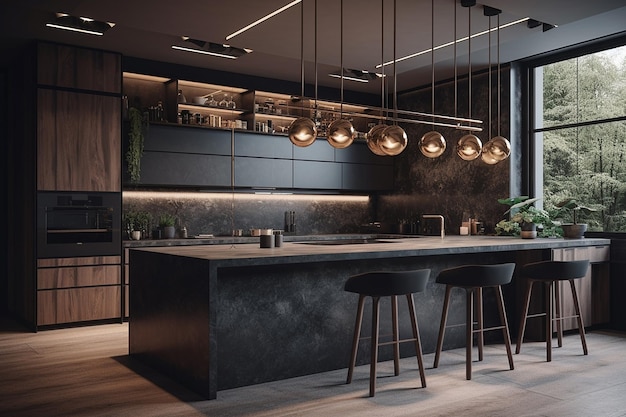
[532,44,626,232]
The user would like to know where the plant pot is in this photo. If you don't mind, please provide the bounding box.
[162,226,176,239]
[561,223,587,239]
[131,230,142,240]
[520,222,537,239]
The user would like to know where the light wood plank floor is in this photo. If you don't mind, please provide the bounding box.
[1,317,626,417]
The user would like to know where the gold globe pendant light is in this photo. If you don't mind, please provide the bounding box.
[420,0,446,158]
[457,2,482,161]
[482,11,511,163]
[366,0,388,156]
[379,0,407,156]
[481,12,498,165]
[327,0,356,149]
[288,0,317,147]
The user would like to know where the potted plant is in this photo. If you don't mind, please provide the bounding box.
[553,198,597,239]
[126,107,146,183]
[495,196,554,238]
[159,213,177,239]
[123,210,152,240]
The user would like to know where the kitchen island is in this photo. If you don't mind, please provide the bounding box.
[128,236,610,399]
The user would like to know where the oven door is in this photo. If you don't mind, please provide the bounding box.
[37,192,121,258]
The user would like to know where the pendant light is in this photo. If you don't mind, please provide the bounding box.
[366,0,388,156]
[481,13,499,165]
[457,2,482,161]
[288,0,317,147]
[482,10,511,163]
[327,0,356,149]
[379,0,407,156]
[419,0,446,158]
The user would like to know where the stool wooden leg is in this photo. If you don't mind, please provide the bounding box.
[569,280,589,355]
[391,295,400,376]
[406,293,426,388]
[545,282,553,362]
[434,285,452,368]
[555,281,563,348]
[476,287,484,362]
[466,288,474,380]
[347,295,366,384]
[496,286,514,370]
[370,296,381,397]
[516,279,534,354]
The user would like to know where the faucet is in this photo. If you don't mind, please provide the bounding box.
[423,214,445,239]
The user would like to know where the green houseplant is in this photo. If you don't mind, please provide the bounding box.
[159,213,177,239]
[553,198,597,239]
[126,107,146,183]
[495,196,555,238]
[123,210,152,240]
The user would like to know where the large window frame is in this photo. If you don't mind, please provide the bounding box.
[523,33,626,232]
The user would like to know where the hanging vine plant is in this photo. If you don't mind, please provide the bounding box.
[126,107,146,183]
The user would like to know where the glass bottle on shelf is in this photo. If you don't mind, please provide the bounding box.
[207,93,217,107]
[218,94,228,108]
[227,95,236,109]
[177,89,187,104]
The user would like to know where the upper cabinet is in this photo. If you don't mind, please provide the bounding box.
[37,42,121,94]
[122,72,393,192]
[36,43,122,192]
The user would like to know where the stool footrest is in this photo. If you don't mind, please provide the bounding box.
[378,338,418,347]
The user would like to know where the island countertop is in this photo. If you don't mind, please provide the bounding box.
[130,235,611,265]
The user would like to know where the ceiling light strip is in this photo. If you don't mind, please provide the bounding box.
[377,17,530,68]
[226,0,302,40]
[171,45,238,59]
[45,23,104,36]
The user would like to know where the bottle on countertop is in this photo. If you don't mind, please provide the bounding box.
[181,226,188,239]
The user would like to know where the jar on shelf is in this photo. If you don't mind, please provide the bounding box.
[177,89,187,104]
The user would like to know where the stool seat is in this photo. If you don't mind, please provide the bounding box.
[436,263,516,288]
[433,263,516,380]
[345,269,430,397]
[516,260,590,361]
[345,270,429,296]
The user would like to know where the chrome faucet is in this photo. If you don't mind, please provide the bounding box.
[423,214,445,239]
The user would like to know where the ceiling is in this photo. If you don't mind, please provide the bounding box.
[2,0,626,95]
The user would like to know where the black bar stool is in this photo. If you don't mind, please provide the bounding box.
[515,260,590,361]
[433,263,516,380]
[344,269,430,397]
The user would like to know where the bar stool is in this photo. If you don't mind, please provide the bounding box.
[345,269,430,397]
[515,260,590,361]
[433,263,516,380]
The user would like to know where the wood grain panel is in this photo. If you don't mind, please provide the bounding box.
[37,42,121,93]
[37,89,121,191]
[37,286,121,326]
[38,256,121,268]
[552,248,592,330]
[37,265,121,289]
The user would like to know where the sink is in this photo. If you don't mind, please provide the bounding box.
[296,238,403,245]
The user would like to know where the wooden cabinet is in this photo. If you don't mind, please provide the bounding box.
[552,245,610,329]
[37,42,121,93]
[37,89,121,191]
[36,256,122,326]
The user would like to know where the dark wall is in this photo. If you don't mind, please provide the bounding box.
[1,69,6,314]
[379,67,513,235]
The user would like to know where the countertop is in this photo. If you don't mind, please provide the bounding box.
[129,235,611,267]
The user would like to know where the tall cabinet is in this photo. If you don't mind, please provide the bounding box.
[8,42,123,330]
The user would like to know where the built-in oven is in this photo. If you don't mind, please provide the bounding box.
[37,191,121,258]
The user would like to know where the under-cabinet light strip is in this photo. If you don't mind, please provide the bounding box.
[123,191,369,202]
[171,45,238,59]
[45,23,104,36]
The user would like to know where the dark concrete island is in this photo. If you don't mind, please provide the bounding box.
[128,236,610,399]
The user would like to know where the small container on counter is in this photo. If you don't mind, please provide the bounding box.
[273,230,283,247]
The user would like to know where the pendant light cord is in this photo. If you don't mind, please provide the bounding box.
[314,0,318,114]
[497,13,501,137]
[340,0,344,118]
[454,1,457,119]
[393,0,398,122]
[431,0,435,126]
[488,15,492,140]
[468,4,472,120]
[381,0,385,120]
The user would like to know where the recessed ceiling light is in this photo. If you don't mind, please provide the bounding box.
[46,12,115,36]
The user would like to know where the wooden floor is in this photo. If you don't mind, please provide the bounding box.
[2,317,626,417]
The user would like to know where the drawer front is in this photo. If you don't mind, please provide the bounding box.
[38,265,121,289]
[37,286,121,326]
[37,256,121,268]
[588,245,610,263]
